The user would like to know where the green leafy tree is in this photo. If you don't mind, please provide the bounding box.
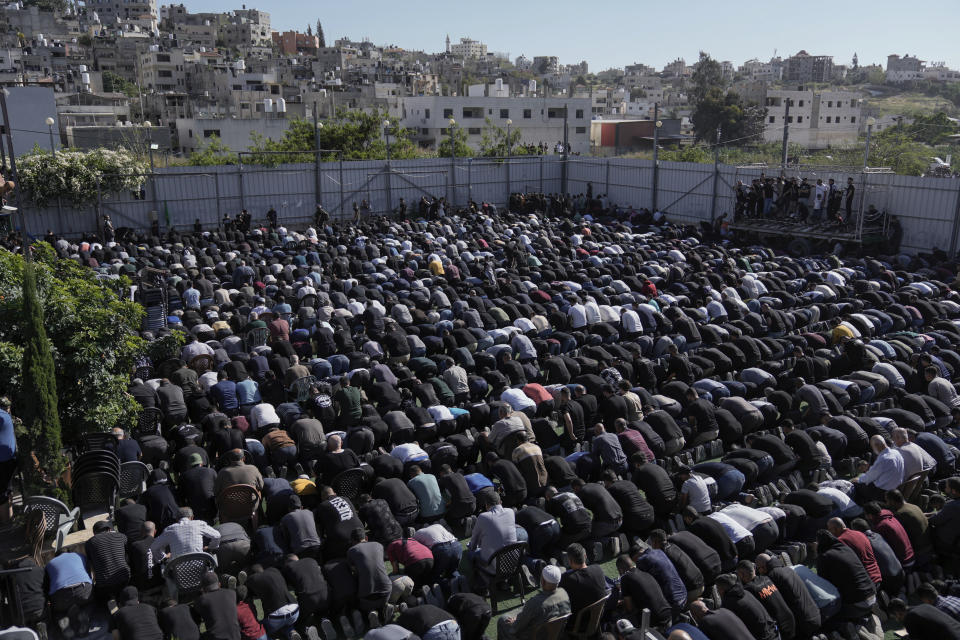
[247,110,418,164]
[691,88,765,145]
[660,145,713,163]
[478,118,525,157]
[187,135,235,166]
[0,244,146,463]
[905,112,959,145]
[316,21,325,47]
[437,125,472,157]
[870,128,930,175]
[17,259,63,495]
[22,0,67,12]
[690,52,725,105]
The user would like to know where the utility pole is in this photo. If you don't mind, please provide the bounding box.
[312,102,322,205]
[560,104,569,195]
[781,99,790,169]
[709,125,721,220]
[651,102,660,212]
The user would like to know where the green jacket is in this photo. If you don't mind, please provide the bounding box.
[504,587,571,640]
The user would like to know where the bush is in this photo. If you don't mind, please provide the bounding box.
[17,146,149,208]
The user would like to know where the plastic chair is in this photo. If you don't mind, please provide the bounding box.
[134,407,163,439]
[22,496,80,553]
[189,354,216,375]
[566,594,609,640]
[331,468,366,503]
[216,484,261,529]
[289,375,317,403]
[156,359,183,381]
[81,432,119,453]
[0,628,40,639]
[245,327,270,351]
[533,613,570,640]
[487,541,528,614]
[163,551,218,600]
[898,469,928,505]
[119,461,150,499]
[298,293,318,311]
[72,471,119,526]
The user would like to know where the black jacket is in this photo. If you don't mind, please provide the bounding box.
[720,582,778,640]
[815,531,876,605]
[764,557,820,637]
[743,575,796,640]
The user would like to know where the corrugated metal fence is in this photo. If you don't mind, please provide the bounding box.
[21,156,960,255]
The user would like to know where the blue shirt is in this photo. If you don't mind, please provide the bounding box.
[636,548,687,610]
[859,447,904,491]
[0,410,15,462]
[45,553,91,592]
[665,623,709,640]
[182,288,200,308]
[210,380,239,411]
[408,474,445,518]
[236,379,262,406]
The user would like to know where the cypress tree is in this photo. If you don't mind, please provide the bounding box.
[18,261,64,494]
[317,20,325,48]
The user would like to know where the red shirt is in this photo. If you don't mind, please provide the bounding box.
[619,430,655,463]
[837,529,882,584]
[386,538,433,567]
[522,384,553,405]
[873,509,915,566]
[237,600,266,640]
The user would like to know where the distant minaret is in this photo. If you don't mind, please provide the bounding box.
[852,52,859,69]
[445,34,450,53]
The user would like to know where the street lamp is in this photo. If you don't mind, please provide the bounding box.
[505,118,512,156]
[383,119,392,162]
[652,119,663,212]
[448,118,457,206]
[863,117,876,169]
[44,116,55,154]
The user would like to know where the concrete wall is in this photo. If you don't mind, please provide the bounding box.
[6,86,58,156]
[20,156,960,256]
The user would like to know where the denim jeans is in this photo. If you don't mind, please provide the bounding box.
[431,540,463,580]
[424,619,462,640]
[264,605,300,638]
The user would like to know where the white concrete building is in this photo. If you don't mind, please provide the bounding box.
[886,54,924,83]
[763,88,862,149]
[398,96,592,154]
[87,0,158,24]
[175,116,291,152]
[924,64,960,83]
[450,38,487,60]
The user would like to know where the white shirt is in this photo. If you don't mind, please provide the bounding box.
[897,442,937,477]
[681,475,712,514]
[500,389,536,412]
[391,443,428,463]
[198,371,219,393]
[708,511,753,543]
[568,304,587,329]
[249,403,281,431]
[720,503,772,531]
[621,310,642,334]
[413,523,457,547]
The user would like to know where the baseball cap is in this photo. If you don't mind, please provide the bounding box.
[616,620,635,634]
[188,453,204,467]
[541,565,562,585]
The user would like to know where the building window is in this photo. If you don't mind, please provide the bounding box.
[440,128,448,135]
[575,109,584,119]
[462,107,482,118]
[420,128,428,135]
[203,129,220,138]
[799,99,804,107]
[826,116,831,123]
[827,101,833,107]
[500,108,509,119]
[850,116,856,123]
[443,108,453,118]
[787,116,793,123]
[468,127,481,134]
[769,116,775,123]
[797,116,803,123]
[547,107,564,118]
[425,109,430,119]
[575,126,586,134]
[523,109,532,119]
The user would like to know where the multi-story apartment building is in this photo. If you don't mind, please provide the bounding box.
[763,88,862,149]
[783,51,833,84]
[139,47,185,92]
[886,54,924,83]
[449,37,487,60]
[399,95,592,154]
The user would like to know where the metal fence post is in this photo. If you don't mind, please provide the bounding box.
[709,149,720,221]
[505,157,510,206]
[338,153,345,220]
[214,172,222,231]
[237,155,245,212]
[949,179,960,257]
[450,156,457,207]
[95,175,102,237]
[605,158,611,200]
[539,155,544,193]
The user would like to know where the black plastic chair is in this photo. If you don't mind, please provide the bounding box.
[72,472,119,527]
[533,613,570,640]
[566,594,609,640]
[134,407,163,439]
[163,552,218,601]
[487,541,528,614]
[81,432,119,453]
[245,327,270,351]
[331,468,366,503]
[119,461,150,499]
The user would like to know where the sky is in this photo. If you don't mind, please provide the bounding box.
[185,0,960,73]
